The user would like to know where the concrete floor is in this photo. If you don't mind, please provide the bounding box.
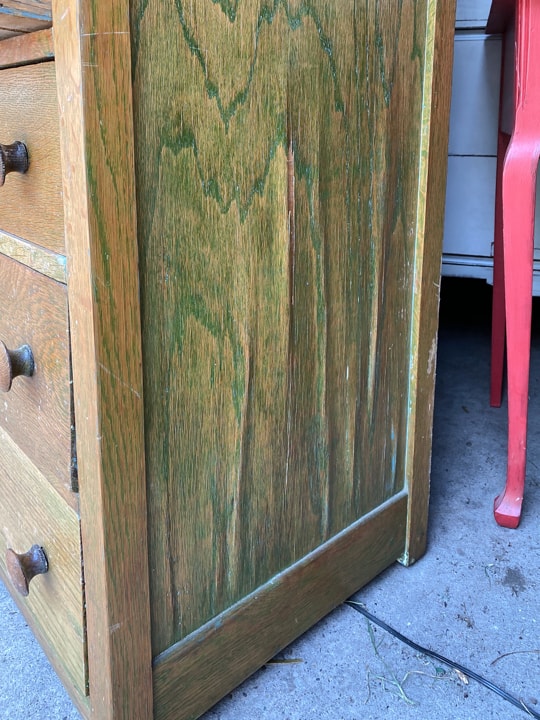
[1,276,539,720]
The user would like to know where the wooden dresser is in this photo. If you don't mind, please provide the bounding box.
[0,2,456,718]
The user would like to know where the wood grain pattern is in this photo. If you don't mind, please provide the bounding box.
[0,16,50,41]
[0,252,75,507]
[0,1,51,40]
[0,424,86,696]
[402,0,456,563]
[0,26,53,67]
[153,492,408,720]
[52,0,153,717]
[0,230,66,281]
[3,1,454,715]
[0,0,51,17]
[0,62,64,253]
[131,0,442,655]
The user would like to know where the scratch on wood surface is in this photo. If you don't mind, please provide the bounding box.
[427,336,437,375]
[98,362,141,399]
[81,32,129,37]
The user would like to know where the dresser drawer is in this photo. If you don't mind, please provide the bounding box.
[0,61,64,253]
[0,423,86,696]
[0,252,74,508]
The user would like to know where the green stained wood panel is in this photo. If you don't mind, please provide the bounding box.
[131,0,433,655]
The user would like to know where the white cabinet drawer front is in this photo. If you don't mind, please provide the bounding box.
[444,156,497,258]
[448,35,501,156]
[456,0,493,28]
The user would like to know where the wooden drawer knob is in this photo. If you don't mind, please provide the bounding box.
[0,141,29,185]
[0,341,34,391]
[6,545,48,597]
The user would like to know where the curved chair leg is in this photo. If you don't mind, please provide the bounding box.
[490,130,510,408]
[494,142,537,528]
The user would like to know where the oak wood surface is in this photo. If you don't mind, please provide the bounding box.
[153,492,407,720]
[0,0,51,40]
[0,424,85,695]
[0,229,66,282]
[0,19,51,42]
[402,0,456,562]
[0,26,53,67]
[131,0,444,656]
[53,0,153,717]
[0,251,75,507]
[0,61,64,254]
[0,1,453,716]
[0,0,51,17]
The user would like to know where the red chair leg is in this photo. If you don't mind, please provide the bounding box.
[490,130,510,408]
[494,142,537,528]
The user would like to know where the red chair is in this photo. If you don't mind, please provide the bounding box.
[488,0,540,527]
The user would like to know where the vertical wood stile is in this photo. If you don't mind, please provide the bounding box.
[403,0,456,563]
[52,1,153,717]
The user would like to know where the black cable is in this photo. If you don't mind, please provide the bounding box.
[345,600,540,719]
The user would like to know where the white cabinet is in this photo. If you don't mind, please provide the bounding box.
[443,5,540,293]
[442,33,501,283]
[455,0,493,28]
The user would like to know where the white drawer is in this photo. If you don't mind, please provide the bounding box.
[443,158,540,268]
[443,155,497,258]
[448,34,502,156]
[456,0,493,28]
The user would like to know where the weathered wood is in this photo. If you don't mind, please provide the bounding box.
[53,1,153,718]
[403,0,457,563]
[0,0,51,40]
[0,61,64,254]
[0,230,66,282]
[0,0,51,17]
[0,1,453,716]
[0,251,74,506]
[0,26,53,67]
[153,492,408,720]
[131,0,447,656]
[0,424,85,695]
[0,22,50,43]
[0,3,51,39]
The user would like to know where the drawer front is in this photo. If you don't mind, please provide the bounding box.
[0,423,86,697]
[0,252,74,508]
[443,155,497,258]
[0,61,64,253]
[448,35,501,156]
[456,0,493,28]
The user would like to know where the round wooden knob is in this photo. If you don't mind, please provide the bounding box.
[6,545,48,597]
[0,141,29,186]
[0,341,34,392]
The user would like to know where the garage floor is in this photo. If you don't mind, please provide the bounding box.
[1,276,539,720]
